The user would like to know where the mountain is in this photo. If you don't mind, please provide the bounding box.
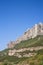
[0,35,43,65]
[7,22,43,49]
[0,22,43,65]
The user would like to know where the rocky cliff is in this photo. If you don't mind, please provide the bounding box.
[7,22,43,49]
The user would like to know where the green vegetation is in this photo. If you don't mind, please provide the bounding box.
[14,35,43,49]
[17,54,43,65]
[0,49,43,65]
[0,35,43,65]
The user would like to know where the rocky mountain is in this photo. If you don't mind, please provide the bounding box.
[0,35,43,65]
[0,22,43,65]
[7,22,43,49]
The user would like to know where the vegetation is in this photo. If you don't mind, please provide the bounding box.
[0,35,43,65]
[0,49,43,65]
[14,35,43,49]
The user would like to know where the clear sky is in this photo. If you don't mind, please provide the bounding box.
[0,0,43,50]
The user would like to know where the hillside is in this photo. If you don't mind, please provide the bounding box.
[0,49,43,65]
[14,35,43,49]
[0,35,43,65]
[0,23,43,65]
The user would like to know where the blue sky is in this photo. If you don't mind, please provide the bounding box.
[0,0,43,50]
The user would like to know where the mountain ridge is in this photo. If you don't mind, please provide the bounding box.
[7,22,43,49]
[0,22,43,65]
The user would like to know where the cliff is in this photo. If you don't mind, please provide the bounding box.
[0,22,43,65]
[7,22,43,49]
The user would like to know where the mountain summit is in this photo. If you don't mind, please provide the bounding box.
[0,22,43,65]
[8,22,43,48]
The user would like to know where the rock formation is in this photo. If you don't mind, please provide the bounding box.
[7,22,43,48]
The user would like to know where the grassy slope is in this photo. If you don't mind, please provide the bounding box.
[0,35,43,65]
[0,49,43,65]
[14,35,43,49]
[17,54,43,65]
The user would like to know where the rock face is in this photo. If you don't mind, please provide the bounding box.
[7,22,43,48]
[8,46,43,56]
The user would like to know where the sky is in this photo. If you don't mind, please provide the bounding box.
[0,0,43,50]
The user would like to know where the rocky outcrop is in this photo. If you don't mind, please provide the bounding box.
[7,22,43,49]
[8,46,43,58]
